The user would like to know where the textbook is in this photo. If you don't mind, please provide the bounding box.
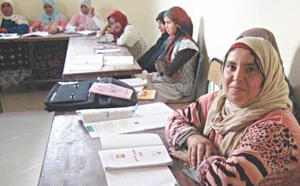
[99,134,173,171]
[76,102,174,138]
[99,134,178,186]
[103,56,134,65]
[137,89,156,100]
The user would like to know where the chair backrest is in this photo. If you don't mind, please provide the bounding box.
[166,52,203,104]
[206,58,223,93]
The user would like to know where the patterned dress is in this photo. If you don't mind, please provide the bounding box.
[165,91,300,185]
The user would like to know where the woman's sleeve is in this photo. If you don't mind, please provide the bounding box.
[156,49,197,76]
[7,24,29,34]
[68,14,79,27]
[198,122,299,185]
[117,25,141,47]
[92,13,105,29]
[165,92,216,149]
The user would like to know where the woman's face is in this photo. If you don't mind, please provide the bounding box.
[1,3,13,17]
[80,4,89,15]
[157,20,166,34]
[108,17,122,33]
[44,3,54,16]
[164,16,176,35]
[222,48,263,105]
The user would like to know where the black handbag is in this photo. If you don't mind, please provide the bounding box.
[44,77,138,112]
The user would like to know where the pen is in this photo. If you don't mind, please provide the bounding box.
[132,103,138,113]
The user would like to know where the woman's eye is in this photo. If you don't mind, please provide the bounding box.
[246,66,257,73]
[227,64,236,71]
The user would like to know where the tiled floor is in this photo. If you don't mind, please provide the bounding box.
[0,85,53,186]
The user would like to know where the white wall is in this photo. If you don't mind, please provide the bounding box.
[12,0,300,103]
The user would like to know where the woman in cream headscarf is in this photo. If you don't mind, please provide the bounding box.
[29,0,67,34]
[0,0,29,34]
[165,37,300,185]
[66,0,104,32]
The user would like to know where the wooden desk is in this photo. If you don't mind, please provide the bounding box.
[62,37,143,80]
[38,111,197,186]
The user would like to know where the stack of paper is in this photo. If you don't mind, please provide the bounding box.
[77,102,174,138]
[99,134,178,186]
[69,54,103,72]
[104,56,134,65]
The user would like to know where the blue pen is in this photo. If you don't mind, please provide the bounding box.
[132,103,138,113]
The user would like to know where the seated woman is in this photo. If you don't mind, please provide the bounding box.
[65,0,105,33]
[149,6,199,101]
[237,27,300,124]
[137,10,169,72]
[0,0,29,34]
[29,0,67,34]
[97,10,149,60]
[165,37,300,185]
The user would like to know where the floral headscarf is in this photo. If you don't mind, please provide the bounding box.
[160,6,195,63]
[204,37,292,157]
[107,10,128,40]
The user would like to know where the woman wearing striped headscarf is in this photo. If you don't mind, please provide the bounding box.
[0,0,29,34]
[66,0,104,33]
[165,37,300,185]
[29,0,67,34]
[149,6,199,101]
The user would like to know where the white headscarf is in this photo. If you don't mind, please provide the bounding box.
[79,0,91,8]
[0,0,28,25]
[204,37,292,157]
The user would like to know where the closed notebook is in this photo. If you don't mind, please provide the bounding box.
[51,81,91,103]
[89,82,133,100]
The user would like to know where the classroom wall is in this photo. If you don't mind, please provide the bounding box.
[12,0,300,103]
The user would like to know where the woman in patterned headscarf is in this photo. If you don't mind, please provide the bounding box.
[29,0,67,34]
[0,0,29,34]
[137,10,169,72]
[237,27,300,124]
[97,10,149,60]
[66,0,104,32]
[165,37,300,185]
[149,6,199,101]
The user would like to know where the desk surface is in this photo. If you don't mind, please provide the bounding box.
[62,37,143,80]
[0,32,82,43]
[38,111,197,186]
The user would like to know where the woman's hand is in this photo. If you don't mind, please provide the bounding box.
[186,134,218,169]
[169,148,189,162]
[0,28,8,33]
[75,26,84,31]
[48,25,58,34]
[89,7,95,17]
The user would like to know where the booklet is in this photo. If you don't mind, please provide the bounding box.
[76,102,174,138]
[99,134,178,185]
[137,89,156,100]
[89,82,133,100]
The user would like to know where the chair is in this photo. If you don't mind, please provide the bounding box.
[166,53,203,103]
[205,57,223,93]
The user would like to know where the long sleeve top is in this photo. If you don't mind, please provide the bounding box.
[66,12,105,32]
[165,91,300,185]
[116,24,149,60]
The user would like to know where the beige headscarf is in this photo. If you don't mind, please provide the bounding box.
[0,0,28,26]
[203,37,292,157]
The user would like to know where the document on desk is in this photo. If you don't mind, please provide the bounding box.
[0,33,19,39]
[103,56,134,65]
[100,133,178,186]
[78,102,174,138]
[69,54,103,72]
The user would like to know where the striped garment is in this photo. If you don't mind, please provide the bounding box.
[165,91,300,185]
